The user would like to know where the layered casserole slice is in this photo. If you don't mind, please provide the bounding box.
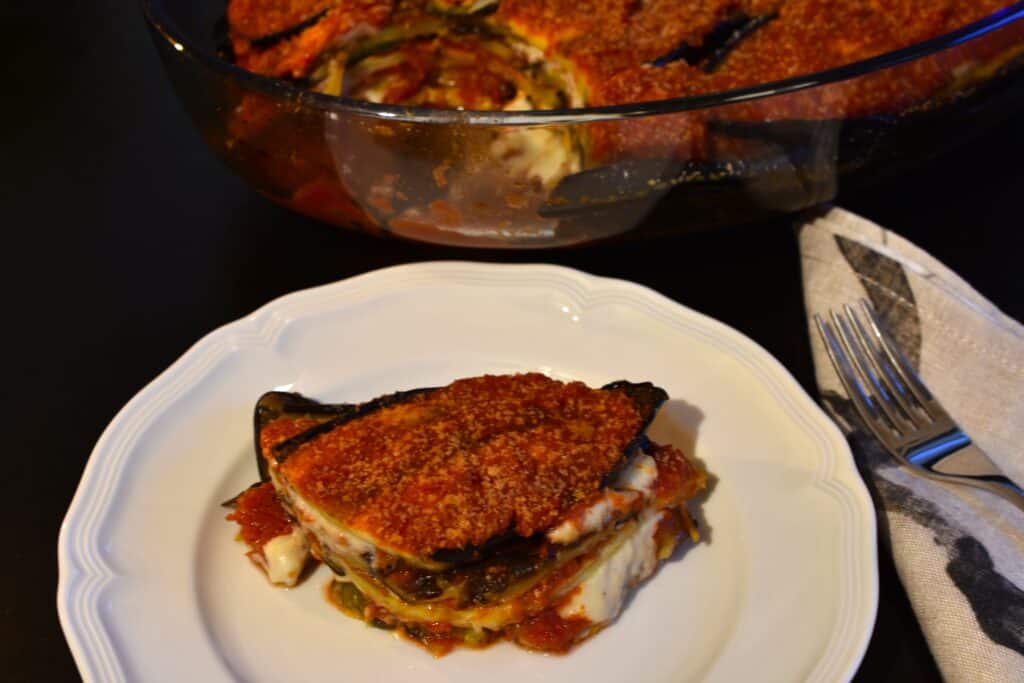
[227,373,706,654]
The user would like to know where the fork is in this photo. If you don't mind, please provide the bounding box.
[815,300,1024,513]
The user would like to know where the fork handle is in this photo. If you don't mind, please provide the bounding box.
[907,439,1024,513]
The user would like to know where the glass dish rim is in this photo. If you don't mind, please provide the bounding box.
[142,0,1024,124]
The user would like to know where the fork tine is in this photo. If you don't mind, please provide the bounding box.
[819,303,1024,512]
[858,300,952,424]
[831,310,918,436]
[842,303,920,425]
[814,314,899,452]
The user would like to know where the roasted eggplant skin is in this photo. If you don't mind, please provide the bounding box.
[596,380,667,485]
[600,380,667,434]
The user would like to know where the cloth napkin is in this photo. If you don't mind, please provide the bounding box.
[797,207,1024,682]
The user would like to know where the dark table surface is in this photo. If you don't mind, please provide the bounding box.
[5,1,1023,680]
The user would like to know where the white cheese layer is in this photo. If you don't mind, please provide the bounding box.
[547,490,638,544]
[557,508,664,624]
[275,473,378,561]
[546,454,659,545]
[262,527,310,586]
[615,454,658,496]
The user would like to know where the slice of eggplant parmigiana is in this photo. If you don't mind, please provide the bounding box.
[225,373,706,655]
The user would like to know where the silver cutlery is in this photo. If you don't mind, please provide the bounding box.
[815,300,1024,512]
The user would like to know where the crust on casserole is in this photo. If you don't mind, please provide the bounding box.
[274,373,645,556]
[227,0,1017,103]
[228,374,708,655]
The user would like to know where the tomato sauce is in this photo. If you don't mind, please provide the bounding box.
[226,481,295,550]
[508,609,592,653]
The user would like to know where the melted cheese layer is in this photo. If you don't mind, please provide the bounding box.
[273,469,381,563]
[558,508,665,624]
[547,454,659,545]
[262,527,310,586]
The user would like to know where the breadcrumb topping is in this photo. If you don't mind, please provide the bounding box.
[648,442,708,507]
[276,373,645,556]
[259,416,324,458]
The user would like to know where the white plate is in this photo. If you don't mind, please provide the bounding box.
[59,262,876,682]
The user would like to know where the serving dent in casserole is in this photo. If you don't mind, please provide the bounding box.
[225,373,706,655]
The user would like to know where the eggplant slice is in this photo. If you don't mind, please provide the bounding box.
[255,387,437,477]
[257,379,664,471]
[253,390,357,479]
[254,378,666,562]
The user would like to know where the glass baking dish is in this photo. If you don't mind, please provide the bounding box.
[144,0,1024,247]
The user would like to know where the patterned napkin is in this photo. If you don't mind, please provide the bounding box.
[797,207,1024,682]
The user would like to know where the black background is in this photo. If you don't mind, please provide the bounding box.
[3,0,1022,680]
